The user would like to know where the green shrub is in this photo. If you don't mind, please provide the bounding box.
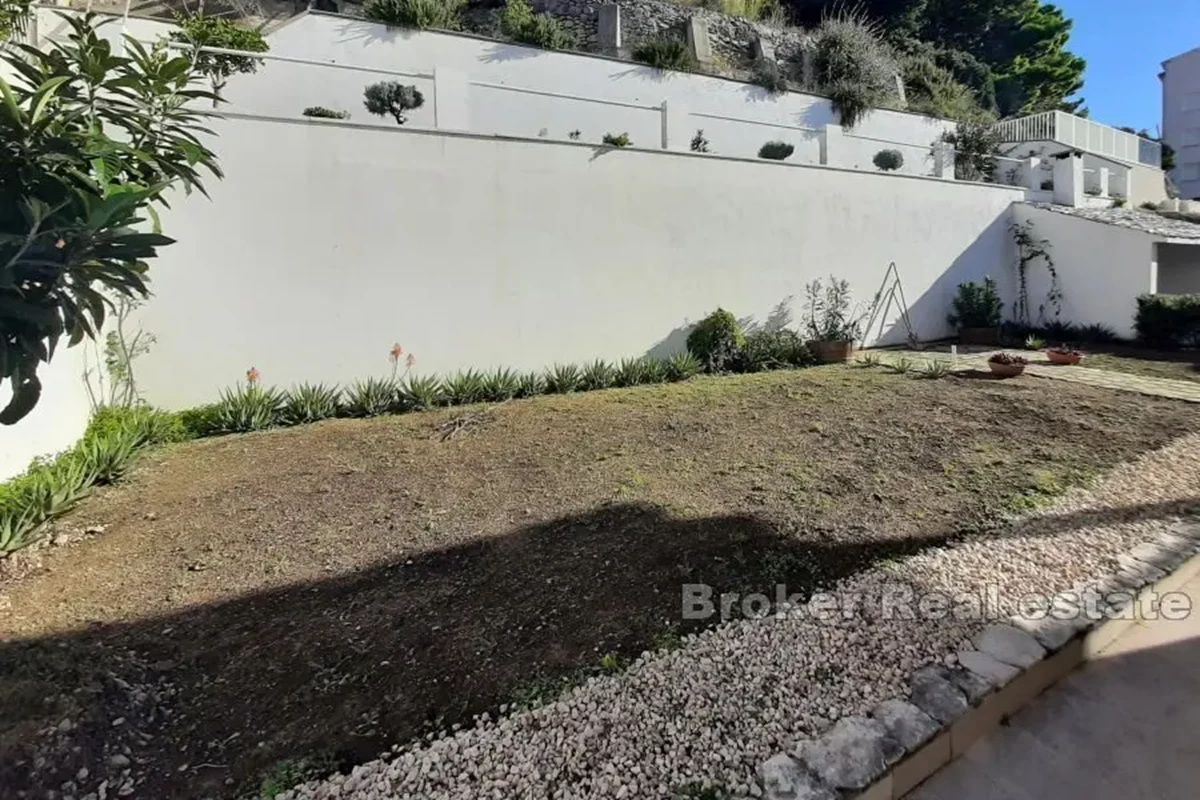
[1135,294,1200,348]
[362,0,464,29]
[947,277,1002,329]
[811,14,900,129]
[641,358,667,384]
[752,59,788,95]
[212,385,284,432]
[664,352,702,381]
[873,149,904,171]
[399,374,445,410]
[302,106,350,119]
[941,121,1003,182]
[283,383,342,424]
[804,277,864,342]
[737,329,813,372]
[580,359,615,391]
[444,369,487,405]
[1023,335,1046,351]
[602,132,632,147]
[758,141,794,160]
[482,368,521,402]
[614,357,650,387]
[84,405,187,447]
[499,0,573,49]
[516,371,545,398]
[687,309,746,373]
[1042,320,1079,344]
[345,377,397,418]
[178,403,221,438]
[544,363,582,393]
[1077,323,1119,344]
[632,38,697,72]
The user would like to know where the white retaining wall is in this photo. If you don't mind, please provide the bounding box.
[123,116,1022,410]
[0,347,93,481]
[1012,204,1155,338]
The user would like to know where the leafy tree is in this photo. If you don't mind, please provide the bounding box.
[0,0,31,41]
[169,14,268,105]
[364,81,425,124]
[1,14,221,424]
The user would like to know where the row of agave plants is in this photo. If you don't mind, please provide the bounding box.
[188,351,706,435]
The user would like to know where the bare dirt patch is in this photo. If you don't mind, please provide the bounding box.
[2,367,1198,798]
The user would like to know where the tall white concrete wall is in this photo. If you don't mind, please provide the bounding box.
[0,346,93,481]
[1012,205,1156,338]
[126,115,1022,410]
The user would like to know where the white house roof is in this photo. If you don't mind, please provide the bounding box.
[1025,203,1200,241]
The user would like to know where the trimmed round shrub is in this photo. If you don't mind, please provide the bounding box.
[687,308,746,372]
[873,149,904,171]
[737,329,814,372]
[758,141,794,160]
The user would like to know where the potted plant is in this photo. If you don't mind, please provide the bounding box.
[1046,346,1082,365]
[988,352,1028,378]
[948,277,1002,345]
[804,276,865,363]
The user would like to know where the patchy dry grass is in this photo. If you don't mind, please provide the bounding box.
[2,366,1198,798]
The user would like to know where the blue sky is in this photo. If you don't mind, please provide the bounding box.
[1056,0,1200,133]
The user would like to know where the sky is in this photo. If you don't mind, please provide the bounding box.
[1055,0,1200,133]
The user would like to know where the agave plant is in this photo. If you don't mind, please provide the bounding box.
[516,371,545,398]
[78,429,140,485]
[283,383,343,424]
[482,368,521,402]
[213,385,285,432]
[0,503,44,556]
[641,358,667,384]
[664,352,702,381]
[579,359,615,391]
[398,374,445,410]
[613,357,649,388]
[344,377,397,418]
[444,369,487,405]
[544,363,582,394]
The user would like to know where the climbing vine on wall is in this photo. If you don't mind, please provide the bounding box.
[1010,219,1060,326]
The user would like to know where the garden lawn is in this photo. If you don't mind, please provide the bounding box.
[2,365,1199,799]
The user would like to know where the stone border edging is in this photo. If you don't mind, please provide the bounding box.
[753,517,1200,800]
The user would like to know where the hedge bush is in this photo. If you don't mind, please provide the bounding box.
[686,308,746,372]
[1135,294,1200,349]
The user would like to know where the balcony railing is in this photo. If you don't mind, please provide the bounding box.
[993,111,1162,168]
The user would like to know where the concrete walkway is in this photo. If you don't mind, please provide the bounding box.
[876,349,1200,403]
[909,570,1200,799]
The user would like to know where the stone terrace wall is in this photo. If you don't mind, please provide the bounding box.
[534,0,808,76]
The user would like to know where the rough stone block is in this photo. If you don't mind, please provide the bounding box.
[756,753,837,800]
[909,666,969,724]
[1127,540,1186,571]
[686,17,713,63]
[1116,554,1167,584]
[794,716,891,791]
[956,650,1020,687]
[972,623,1046,668]
[751,36,775,62]
[597,4,621,52]
[870,699,938,752]
[948,665,994,705]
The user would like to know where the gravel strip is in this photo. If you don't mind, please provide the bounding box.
[281,433,1200,800]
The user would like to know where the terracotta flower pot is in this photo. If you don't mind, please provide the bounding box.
[959,327,999,346]
[1046,350,1082,366]
[811,340,856,363]
[989,361,1026,378]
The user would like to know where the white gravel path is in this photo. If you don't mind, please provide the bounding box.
[280,433,1200,800]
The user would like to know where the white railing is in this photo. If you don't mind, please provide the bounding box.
[993,110,1161,168]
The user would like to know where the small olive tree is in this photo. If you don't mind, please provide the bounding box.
[0,13,221,423]
[364,81,425,124]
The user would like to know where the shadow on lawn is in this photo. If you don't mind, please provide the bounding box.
[1,498,1196,798]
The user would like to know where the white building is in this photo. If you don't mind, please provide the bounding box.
[1162,46,1200,200]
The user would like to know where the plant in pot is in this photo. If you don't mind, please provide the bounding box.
[948,277,1002,345]
[1046,346,1083,366]
[804,276,864,363]
[988,352,1028,378]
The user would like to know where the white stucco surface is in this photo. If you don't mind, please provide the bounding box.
[1012,204,1156,338]
[0,347,93,481]
[123,115,1022,410]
